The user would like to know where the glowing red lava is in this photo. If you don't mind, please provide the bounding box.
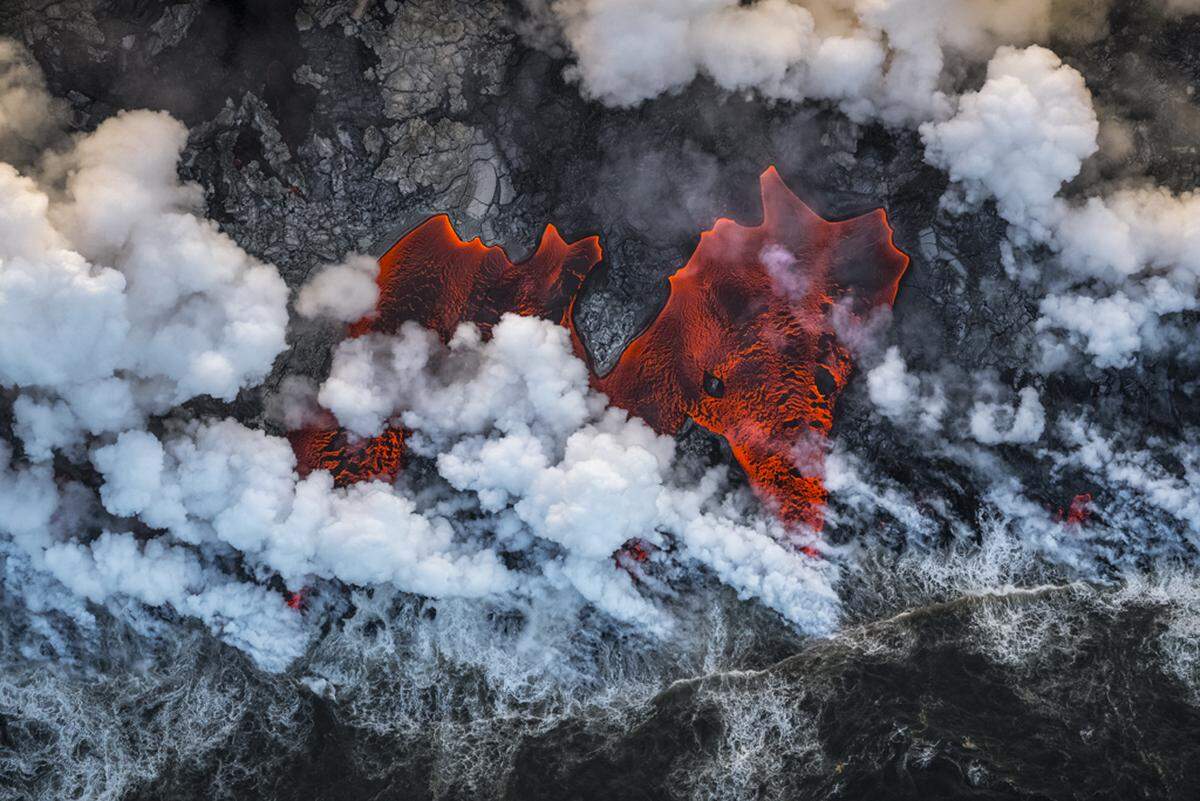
[349,214,601,339]
[294,219,601,487]
[595,167,908,529]
[289,424,406,487]
[286,588,307,611]
[1056,493,1093,527]
[615,538,653,565]
[293,167,909,532]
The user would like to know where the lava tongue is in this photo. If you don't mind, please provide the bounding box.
[591,167,909,529]
[293,167,909,534]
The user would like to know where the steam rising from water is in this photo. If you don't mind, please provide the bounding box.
[3,1,1200,793]
[0,38,840,677]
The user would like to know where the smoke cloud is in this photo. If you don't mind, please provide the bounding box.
[295,252,380,322]
[0,41,840,672]
[532,1,1200,372]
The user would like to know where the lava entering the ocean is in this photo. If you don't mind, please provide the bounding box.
[293,167,909,531]
[293,217,601,487]
[595,167,909,529]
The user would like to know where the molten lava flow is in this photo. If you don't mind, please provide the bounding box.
[591,167,909,530]
[293,167,910,534]
[286,588,307,611]
[1056,493,1093,527]
[350,215,601,339]
[289,424,406,487]
[615,537,653,565]
[293,220,602,481]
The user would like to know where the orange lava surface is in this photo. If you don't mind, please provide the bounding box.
[289,425,406,487]
[594,167,908,529]
[293,219,601,487]
[349,215,601,339]
[292,167,909,532]
[1056,492,1093,527]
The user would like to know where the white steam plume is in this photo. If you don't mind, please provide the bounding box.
[66,315,840,666]
[0,41,357,667]
[865,345,945,430]
[920,45,1099,240]
[529,0,1085,124]
[295,252,380,321]
[533,3,1200,371]
[968,385,1045,445]
[316,314,841,633]
[0,107,290,451]
[922,45,1200,370]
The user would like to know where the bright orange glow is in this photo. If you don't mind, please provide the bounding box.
[286,588,307,611]
[593,167,909,528]
[294,220,601,487]
[349,215,601,339]
[1057,492,1093,527]
[289,425,406,487]
[292,167,910,533]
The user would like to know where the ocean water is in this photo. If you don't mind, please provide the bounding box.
[3,519,1197,801]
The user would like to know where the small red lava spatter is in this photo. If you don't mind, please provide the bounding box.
[286,589,307,611]
[1056,493,1093,527]
[615,538,654,565]
[613,538,658,581]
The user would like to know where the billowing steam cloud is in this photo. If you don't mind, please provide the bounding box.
[0,106,290,458]
[295,253,380,322]
[865,346,944,430]
[920,45,1099,239]
[316,316,838,629]
[532,0,1200,374]
[0,42,302,668]
[920,44,1200,370]
[3,0,1199,681]
[0,38,837,671]
[526,0,1096,123]
[7,308,842,669]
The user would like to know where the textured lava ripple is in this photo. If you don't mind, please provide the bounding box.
[293,167,909,529]
[595,167,908,529]
[292,219,601,487]
[289,424,406,486]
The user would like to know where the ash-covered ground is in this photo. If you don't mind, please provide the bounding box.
[0,1,1199,800]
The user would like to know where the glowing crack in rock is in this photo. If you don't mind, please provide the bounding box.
[294,167,909,531]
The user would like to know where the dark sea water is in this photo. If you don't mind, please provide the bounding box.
[4,572,1196,801]
[1,3,1198,800]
